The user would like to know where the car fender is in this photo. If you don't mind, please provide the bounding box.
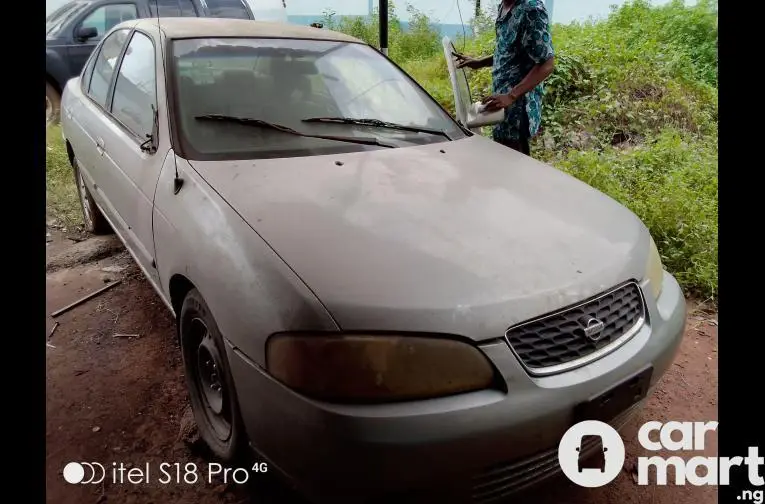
[152,154,340,366]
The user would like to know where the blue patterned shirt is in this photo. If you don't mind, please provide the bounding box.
[491,0,555,142]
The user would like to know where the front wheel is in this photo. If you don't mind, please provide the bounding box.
[180,288,246,462]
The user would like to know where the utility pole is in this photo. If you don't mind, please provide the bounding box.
[379,0,388,56]
[546,0,554,21]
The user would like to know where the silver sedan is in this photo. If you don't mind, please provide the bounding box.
[61,17,686,503]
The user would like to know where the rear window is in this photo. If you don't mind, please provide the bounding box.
[88,29,131,107]
[204,0,251,19]
[149,0,198,17]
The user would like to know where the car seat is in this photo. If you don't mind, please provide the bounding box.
[215,69,261,117]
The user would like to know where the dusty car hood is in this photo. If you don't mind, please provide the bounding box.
[189,136,650,340]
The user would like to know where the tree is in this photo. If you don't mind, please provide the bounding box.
[474,0,481,19]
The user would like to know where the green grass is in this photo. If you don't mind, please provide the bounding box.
[555,130,718,297]
[46,125,82,229]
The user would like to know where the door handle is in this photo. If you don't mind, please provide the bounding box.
[96,137,105,156]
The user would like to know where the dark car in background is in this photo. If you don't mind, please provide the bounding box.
[46,0,260,124]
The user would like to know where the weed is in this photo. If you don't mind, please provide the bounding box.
[46,125,82,229]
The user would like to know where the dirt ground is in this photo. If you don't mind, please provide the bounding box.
[46,231,718,504]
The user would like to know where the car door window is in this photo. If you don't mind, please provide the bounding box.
[110,32,157,140]
[88,29,131,108]
[47,1,89,37]
[149,0,198,17]
[78,3,138,40]
[204,0,250,19]
[81,49,98,93]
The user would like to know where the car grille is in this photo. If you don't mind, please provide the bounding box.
[505,281,646,374]
[471,404,641,504]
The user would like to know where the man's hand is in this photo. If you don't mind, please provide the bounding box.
[452,52,485,70]
[481,93,517,112]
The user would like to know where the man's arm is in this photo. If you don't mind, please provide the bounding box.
[511,57,555,98]
[482,4,556,112]
[453,53,494,70]
[483,57,554,111]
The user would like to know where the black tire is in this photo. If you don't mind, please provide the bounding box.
[72,157,112,234]
[46,82,61,126]
[180,288,246,462]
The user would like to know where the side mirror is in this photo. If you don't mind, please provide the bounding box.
[575,447,580,452]
[76,26,99,41]
[603,447,608,452]
[465,101,504,129]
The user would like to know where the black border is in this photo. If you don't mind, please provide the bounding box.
[717,1,763,502]
[35,1,47,502]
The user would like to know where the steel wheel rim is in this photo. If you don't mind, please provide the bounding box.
[189,317,232,442]
[77,169,94,229]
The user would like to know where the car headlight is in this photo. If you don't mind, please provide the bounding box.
[266,334,496,403]
[646,236,665,300]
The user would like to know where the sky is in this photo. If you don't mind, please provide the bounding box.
[47,0,697,24]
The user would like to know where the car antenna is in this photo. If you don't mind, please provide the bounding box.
[152,0,184,194]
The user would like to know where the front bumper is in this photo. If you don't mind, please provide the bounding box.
[227,272,686,503]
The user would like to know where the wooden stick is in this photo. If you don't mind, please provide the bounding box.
[51,280,122,318]
[48,321,59,339]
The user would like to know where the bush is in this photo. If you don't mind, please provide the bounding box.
[46,125,82,229]
[321,2,441,62]
[556,130,717,298]
[537,0,718,151]
[326,1,718,299]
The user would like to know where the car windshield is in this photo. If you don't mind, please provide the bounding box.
[172,37,466,160]
[46,1,90,37]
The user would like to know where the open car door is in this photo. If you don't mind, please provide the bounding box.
[442,36,504,134]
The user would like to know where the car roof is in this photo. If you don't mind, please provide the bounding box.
[127,17,363,44]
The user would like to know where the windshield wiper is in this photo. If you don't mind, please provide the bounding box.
[140,104,160,154]
[302,116,452,140]
[195,114,395,149]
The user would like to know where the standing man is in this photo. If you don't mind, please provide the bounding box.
[454,0,555,156]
